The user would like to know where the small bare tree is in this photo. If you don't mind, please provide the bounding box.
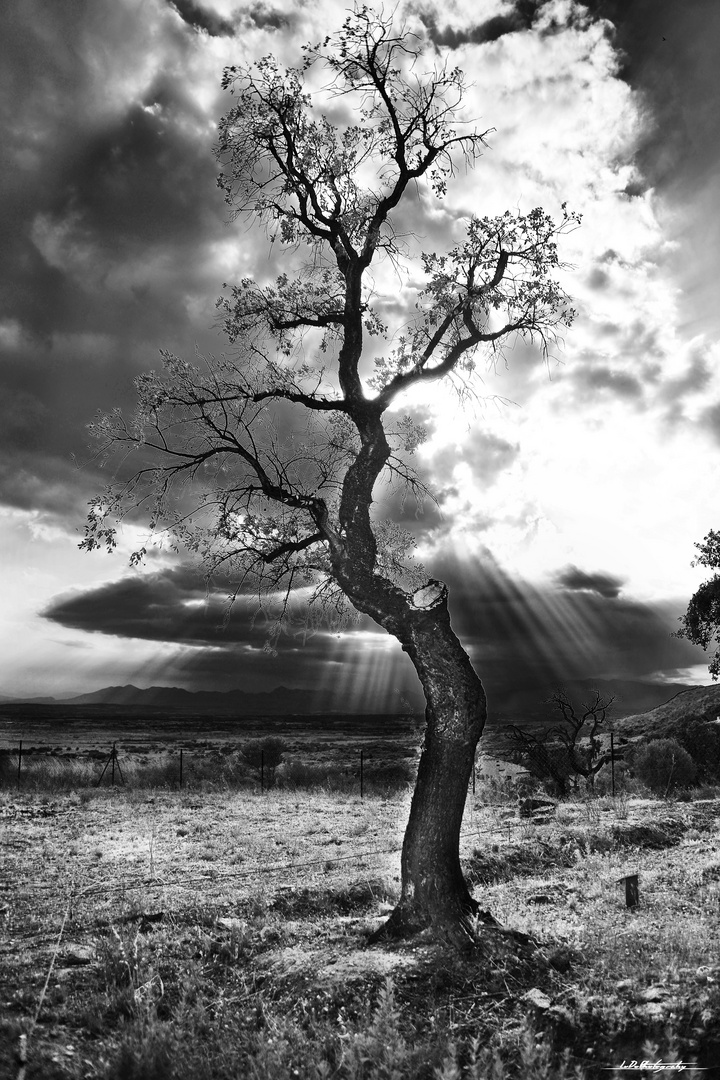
[82,6,578,945]
[505,690,615,796]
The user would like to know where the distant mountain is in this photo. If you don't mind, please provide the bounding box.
[615,684,720,740]
[3,683,385,715]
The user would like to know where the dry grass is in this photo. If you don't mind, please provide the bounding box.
[1,784,720,1078]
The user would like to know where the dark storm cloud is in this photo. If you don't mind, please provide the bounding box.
[42,549,708,718]
[43,565,290,645]
[41,564,422,708]
[427,550,705,718]
[581,0,716,192]
[169,0,235,36]
[0,0,231,524]
[420,0,545,48]
[554,565,625,599]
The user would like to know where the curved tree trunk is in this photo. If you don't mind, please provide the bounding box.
[371,583,496,943]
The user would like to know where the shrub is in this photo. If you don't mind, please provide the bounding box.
[676,718,720,781]
[239,736,286,789]
[633,738,697,795]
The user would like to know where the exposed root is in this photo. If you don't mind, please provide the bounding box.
[367,897,531,959]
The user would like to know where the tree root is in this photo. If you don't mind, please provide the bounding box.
[368,897,535,962]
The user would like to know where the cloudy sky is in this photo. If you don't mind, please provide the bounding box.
[2,0,719,718]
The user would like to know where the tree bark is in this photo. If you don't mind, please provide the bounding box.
[370,583,496,944]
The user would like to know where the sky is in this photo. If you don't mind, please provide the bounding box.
[2,0,720,719]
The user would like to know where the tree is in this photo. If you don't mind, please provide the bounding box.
[632,738,696,796]
[240,736,286,789]
[82,6,578,946]
[677,530,720,677]
[505,689,615,796]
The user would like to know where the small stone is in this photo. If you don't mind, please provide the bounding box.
[60,944,94,966]
[218,917,245,931]
[615,979,633,991]
[523,988,551,1010]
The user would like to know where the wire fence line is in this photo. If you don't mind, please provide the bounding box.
[1,811,521,904]
[0,737,420,796]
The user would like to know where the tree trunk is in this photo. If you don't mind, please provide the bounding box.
[374,584,496,944]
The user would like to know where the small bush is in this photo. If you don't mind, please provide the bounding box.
[676,718,720,781]
[240,736,286,788]
[633,738,697,795]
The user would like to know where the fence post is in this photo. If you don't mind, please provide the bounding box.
[261,749,264,793]
[17,740,22,788]
[610,732,615,797]
[179,749,183,789]
[621,872,639,908]
[360,749,364,799]
[111,742,116,786]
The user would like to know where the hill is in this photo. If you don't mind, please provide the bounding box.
[1,683,411,715]
[614,683,720,740]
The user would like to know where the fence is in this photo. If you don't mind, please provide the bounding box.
[0,738,420,797]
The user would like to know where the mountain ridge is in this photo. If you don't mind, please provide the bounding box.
[0,683,402,715]
[615,683,720,739]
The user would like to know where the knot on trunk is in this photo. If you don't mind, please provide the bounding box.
[410,579,447,610]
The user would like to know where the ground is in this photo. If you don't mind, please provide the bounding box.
[2,774,720,1079]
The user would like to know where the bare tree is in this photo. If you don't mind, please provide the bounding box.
[505,690,615,795]
[82,7,578,945]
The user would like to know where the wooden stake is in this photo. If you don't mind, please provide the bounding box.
[620,873,639,908]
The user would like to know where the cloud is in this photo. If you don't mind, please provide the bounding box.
[42,564,287,645]
[554,565,625,599]
[420,0,545,48]
[564,362,645,404]
[41,549,708,719]
[168,0,235,36]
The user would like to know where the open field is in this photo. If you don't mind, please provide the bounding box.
[2,775,720,1079]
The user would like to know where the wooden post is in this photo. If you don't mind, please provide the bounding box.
[261,749,264,793]
[179,749,183,789]
[17,740,22,787]
[610,732,615,797]
[111,743,116,786]
[360,749,364,799]
[621,873,639,908]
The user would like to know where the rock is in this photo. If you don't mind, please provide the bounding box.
[637,985,670,1003]
[527,894,553,905]
[218,917,246,931]
[615,979,633,991]
[523,988,551,1010]
[519,798,556,819]
[60,944,94,966]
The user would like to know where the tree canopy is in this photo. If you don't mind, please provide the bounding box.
[82,7,578,636]
[677,530,720,678]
